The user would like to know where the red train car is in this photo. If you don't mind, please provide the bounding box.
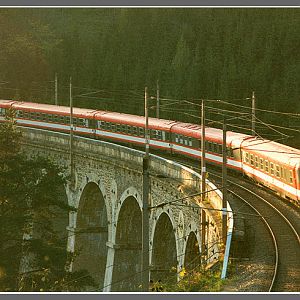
[0,100,299,203]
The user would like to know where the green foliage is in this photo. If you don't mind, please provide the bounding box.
[0,8,299,146]
[152,266,224,292]
[0,112,95,291]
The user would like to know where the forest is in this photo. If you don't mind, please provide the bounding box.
[0,8,299,147]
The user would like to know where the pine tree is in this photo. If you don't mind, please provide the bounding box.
[0,111,95,291]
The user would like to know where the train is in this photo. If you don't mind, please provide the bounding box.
[0,99,299,203]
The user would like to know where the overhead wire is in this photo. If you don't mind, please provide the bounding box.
[218,99,300,118]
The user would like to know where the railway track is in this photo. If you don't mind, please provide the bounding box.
[225,175,300,292]
[165,155,300,292]
[223,176,300,292]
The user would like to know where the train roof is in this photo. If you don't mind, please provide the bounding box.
[7,101,102,118]
[171,121,249,144]
[0,99,16,107]
[94,111,178,130]
[241,136,300,166]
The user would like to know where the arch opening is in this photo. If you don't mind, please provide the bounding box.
[73,182,108,289]
[111,196,142,292]
[184,231,201,272]
[151,213,177,285]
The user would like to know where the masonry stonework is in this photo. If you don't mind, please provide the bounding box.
[20,128,223,291]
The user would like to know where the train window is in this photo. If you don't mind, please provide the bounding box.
[255,156,259,168]
[121,124,126,133]
[157,131,163,140]
[244,152,249,163]
[97,120,102,128]
[250,154,254,166]
[150,129,155,138]
[260,158,264,170]
[116,124,121,132]
[214,143,218,153]
[289,170,293,184]
[139,127,145,137]
[163,131,169,141]
[205,141,209,151]
[179,135,184,144]
[111,124,116,132]
[132,126,138,135]
[207,142,212,152]
[215,144,219,154]
[175,134,179,143]
[188,137,192,147]
[214,144,217,153]
[265,160,269,173]
[275,165,280,177]
[219,144,222,154]
[270,162,274,175]
[0,108,5,116]
[280,167,284,179]
[153,130,162,140]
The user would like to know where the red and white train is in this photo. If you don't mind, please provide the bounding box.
[1,100,299,203]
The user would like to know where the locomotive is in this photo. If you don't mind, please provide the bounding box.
[0,99,299,203]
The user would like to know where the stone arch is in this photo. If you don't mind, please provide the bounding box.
[111,195,142,291]
[151,212,177,285]
[73,182,108,289]
[110,186,142,246]
[184,231,201,272]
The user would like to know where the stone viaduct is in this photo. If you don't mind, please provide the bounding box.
[20,127,231,292]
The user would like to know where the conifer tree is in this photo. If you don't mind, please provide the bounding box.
[0,111,95,291]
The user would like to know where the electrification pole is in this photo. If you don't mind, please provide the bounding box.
[69,77,74,184]
[142,87,150,291]
[55,73,58,105]
[251,91,255,136]
[156,80,160,119]
[222,117,228,245]
[201,99,207,261]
